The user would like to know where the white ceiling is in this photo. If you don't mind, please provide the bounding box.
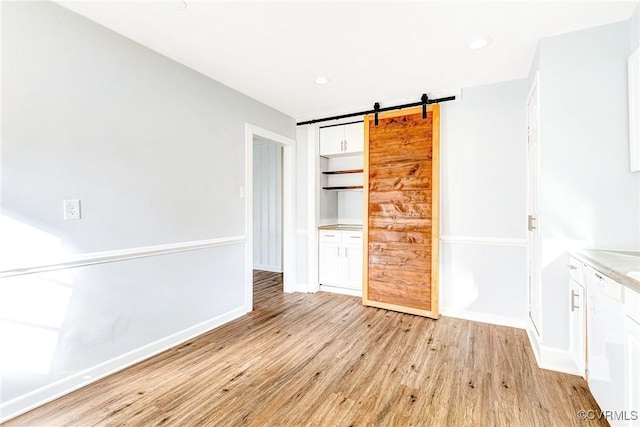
[56,1,638,120]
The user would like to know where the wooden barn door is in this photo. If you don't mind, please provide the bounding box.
[362,105,439,318]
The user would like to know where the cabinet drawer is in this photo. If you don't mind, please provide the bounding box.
[319,230,341,243]
[568,257,584,284]
[343,231,363,242]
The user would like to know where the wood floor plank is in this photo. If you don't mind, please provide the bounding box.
[6,270,606,426]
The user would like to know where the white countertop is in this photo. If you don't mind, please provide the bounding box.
[318,224,363,231]
[572,249,640,294]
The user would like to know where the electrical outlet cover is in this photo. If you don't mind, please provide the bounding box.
[63,199,81,220]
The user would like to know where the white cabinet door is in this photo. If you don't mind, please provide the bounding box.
[343,122,364,154]
[344,242,363,290]
[626,317,640,418]
[319,230,363,292]
[320,123,364,157]
[587,270,626,415]
[319,126,344,157]
[569,279,586,377]
[319,242,341,286]
[625,287,640,418]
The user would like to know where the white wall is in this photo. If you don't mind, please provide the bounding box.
[1,245,243,402]
[632,6,639,50]
[253,141,282,272]
[440,79,529,327]
[1,1,294,261]
[0,1,294,418]
[295,126,309,289]
[337,191,363,224]
[532,19,640,350]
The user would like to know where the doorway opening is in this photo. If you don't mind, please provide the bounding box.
[244,124,295,313]
[253,138,283,300]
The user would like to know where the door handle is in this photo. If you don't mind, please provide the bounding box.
[528,215,537,231]
[571,290,580,311]
[345,247,348,258]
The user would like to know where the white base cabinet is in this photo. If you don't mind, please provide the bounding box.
[568,253,640,425]
[568,257,586,377]
[586,268,626,423]
[569,279,586,377]
[625,288,640,423]
[625,317,640,421]
[319,229,363,293]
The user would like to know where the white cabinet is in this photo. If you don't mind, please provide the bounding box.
[318,237,341,285]
[568,253,640,423]
[344,236,363,289]
[343,122,364,153]
[625,318,640,421]
[319,126,344,157]
[586,268,626,418]
[625,288,640,419]
[569,278,586,377]
[320,122,364,157]
[318,229,363,294]
[568,257,586,377]
[568,278,586,376]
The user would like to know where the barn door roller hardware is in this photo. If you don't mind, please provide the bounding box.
[373,102,381,126]
[421,93,429,119]
[296,93,455,126]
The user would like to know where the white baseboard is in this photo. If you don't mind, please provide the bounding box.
[440,307,527,329]
[319,284,362,297]
[0,306,246,423]
[526,328,580,376]
[293,283,310,293]
[253,265,282,273]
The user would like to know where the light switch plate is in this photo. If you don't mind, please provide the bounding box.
[63,199,81,220]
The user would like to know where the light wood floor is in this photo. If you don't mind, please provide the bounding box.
[6,271,605,426]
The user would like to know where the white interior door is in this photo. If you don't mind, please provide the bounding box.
[527,73,542,338]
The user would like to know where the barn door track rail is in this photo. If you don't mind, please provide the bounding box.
[296,93,456,126]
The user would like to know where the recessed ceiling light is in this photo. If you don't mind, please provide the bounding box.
[314,76,330,85]
[468,37,492,50]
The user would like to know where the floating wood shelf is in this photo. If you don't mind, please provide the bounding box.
[322,186,364,191]
[322,169,364,175]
